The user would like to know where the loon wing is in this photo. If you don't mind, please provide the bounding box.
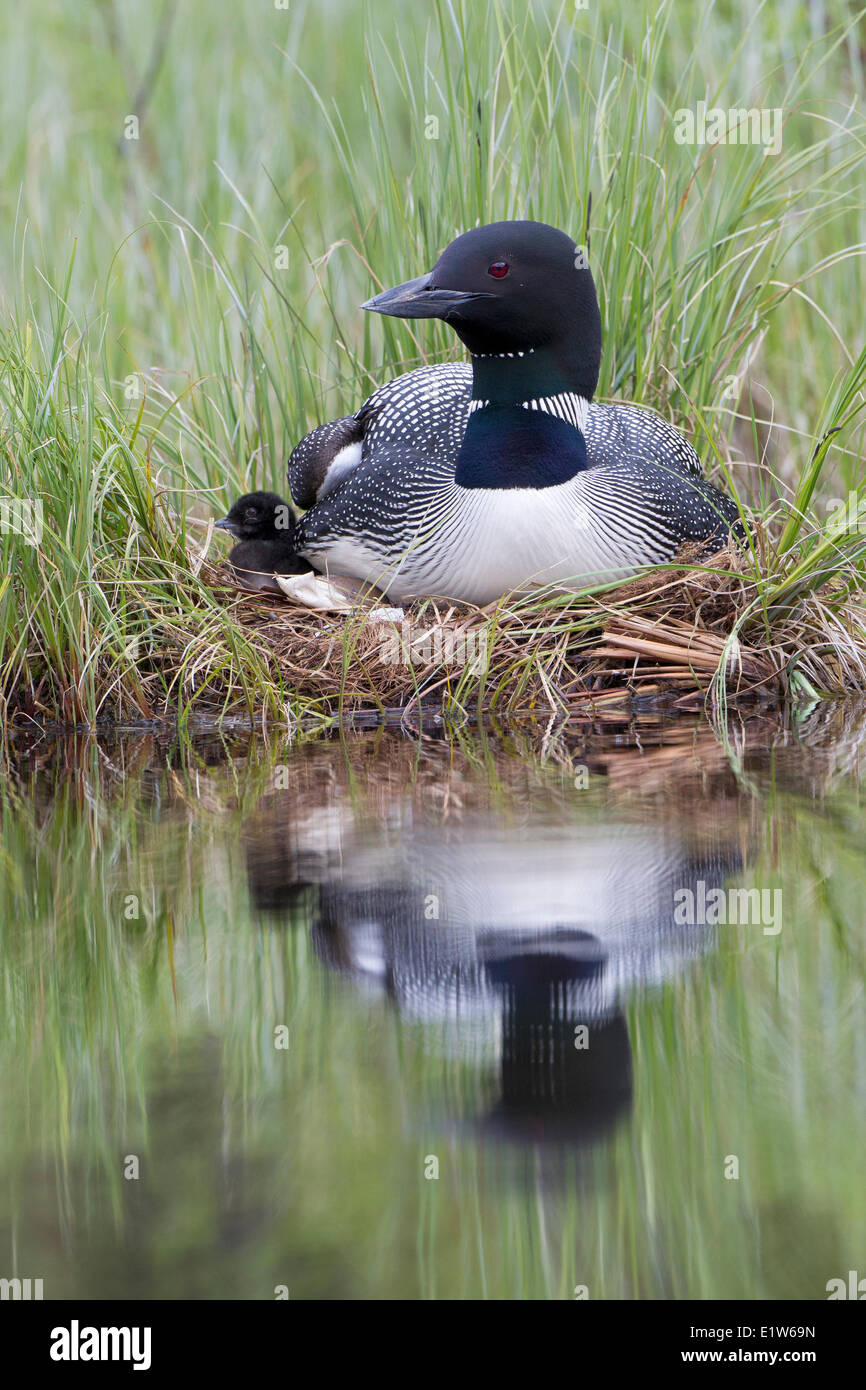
[288,362,473,509]
[586,401,704,477]
[287,415,365,509]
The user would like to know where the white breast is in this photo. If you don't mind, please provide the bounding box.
[307,473,668,605]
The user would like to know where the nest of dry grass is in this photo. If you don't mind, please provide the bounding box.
[187,524,866,717]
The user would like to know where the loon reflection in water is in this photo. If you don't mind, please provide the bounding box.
[245,816,745,1146]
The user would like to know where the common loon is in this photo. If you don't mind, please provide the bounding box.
[244,803,747,1143]
[287,221,741,606]
[215,491,312,592]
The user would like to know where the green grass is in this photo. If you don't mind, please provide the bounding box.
[1,0,866,722]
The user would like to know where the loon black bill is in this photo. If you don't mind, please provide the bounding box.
[362,273,493,320]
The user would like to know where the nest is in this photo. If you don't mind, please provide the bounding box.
[193,527,859,716]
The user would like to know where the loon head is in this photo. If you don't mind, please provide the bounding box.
[362,220,601,401]
[364,222,601,489]
[215,491,295,541]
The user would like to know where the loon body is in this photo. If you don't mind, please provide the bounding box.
[289,222,740,606]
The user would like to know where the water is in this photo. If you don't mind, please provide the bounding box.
[1,708,864,1300]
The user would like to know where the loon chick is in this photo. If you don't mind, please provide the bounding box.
[215,491,312,593]
[288,221,741,606]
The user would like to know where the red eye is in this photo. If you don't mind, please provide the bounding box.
[487,261,509,278]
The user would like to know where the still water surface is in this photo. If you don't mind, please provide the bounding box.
[1,708,864,1299]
